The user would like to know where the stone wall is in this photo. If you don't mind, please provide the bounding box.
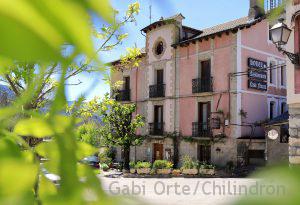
[265,126,289,165]
[289,105,300,164]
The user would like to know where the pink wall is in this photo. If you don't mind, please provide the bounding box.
[178,34,235,136]
[241,93,267,137]
[178,47,197,96]
[179,97,196,136]
[241,20,280,56]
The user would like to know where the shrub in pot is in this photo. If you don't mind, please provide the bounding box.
[153,160,173,175]
[100,163,109,171]
[199,163,215,175]
[129,161,136,174]
[98,148,112,167]
[181,155,199,175]
[135,161,151,175]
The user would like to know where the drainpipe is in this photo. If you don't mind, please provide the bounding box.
[228,73,232,123]
[135,67,138,162]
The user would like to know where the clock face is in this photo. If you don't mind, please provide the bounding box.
[268,129,279,140]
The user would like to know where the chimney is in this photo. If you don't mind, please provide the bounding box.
[248,0,265,19]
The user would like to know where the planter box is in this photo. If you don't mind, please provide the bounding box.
[182,169,198,175]
[156,169,172,175]
[172,170,181,176]
[130,169,136,174]
[199,168,215,175]
[137,168,151,175]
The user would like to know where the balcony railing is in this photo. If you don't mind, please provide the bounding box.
[115,89,130,101]
[192,122,213,138]
[192,77,213,93]
[149,84,165,98]
[149,122,164,135]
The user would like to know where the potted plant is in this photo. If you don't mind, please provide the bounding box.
[100,163,109,172]
[129,161,136,174]
[153,160,173,175]
[199,163,215,175]
[181,155,199,175]
[135,161,151,175]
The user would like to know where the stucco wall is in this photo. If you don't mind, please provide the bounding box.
[265,126,289,165]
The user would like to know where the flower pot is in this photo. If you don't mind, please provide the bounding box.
[156,169,172,175]
[172,170,181,176]
[199,168,215,175]
[137,168,151,175]
[130,168,136,174]
[182,169,198,175]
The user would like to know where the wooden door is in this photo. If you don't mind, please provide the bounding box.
[153,143,163,161]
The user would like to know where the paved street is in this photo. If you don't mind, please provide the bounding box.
[100,177,258,205]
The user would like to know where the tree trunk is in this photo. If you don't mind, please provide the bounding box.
[123,145,130,171]
[173,136,179,169]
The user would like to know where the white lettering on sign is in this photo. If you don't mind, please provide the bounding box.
[248,58,267,70]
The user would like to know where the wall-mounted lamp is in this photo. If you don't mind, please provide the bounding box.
[270,18,300,65]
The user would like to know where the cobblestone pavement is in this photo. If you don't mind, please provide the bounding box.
[99,177,261,205]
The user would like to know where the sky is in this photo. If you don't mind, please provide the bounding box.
[66,0,249,101]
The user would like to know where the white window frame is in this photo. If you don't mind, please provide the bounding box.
[278,60,287,89]
[267,57,278,87]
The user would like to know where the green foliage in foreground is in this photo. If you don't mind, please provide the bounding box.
[0,0,141,204]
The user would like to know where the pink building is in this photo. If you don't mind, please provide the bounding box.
[111,0,286,167]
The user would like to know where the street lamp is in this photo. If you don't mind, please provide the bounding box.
[270,18,300,65]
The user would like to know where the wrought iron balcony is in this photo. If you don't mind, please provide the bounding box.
[149,84,165,98]
[192,122,213,138]
[149,123,164,136]
[192,77,213,93]
[115,89,130,101]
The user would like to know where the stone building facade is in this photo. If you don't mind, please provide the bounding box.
[111,1,286,167]
[285,0,300,164]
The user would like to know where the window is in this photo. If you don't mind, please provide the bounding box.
[199,60,211,79]
[280,65,286,86]
[269,62,274,84]
[123,76,130,90]
[154,105,164,133]
[269,61,276,85]
[270,101,275,119]
[156,69,164,84]
[198,102,211,129]
[281,102,287,114]
[155,41,164,55]
[154,105,163,124]
[197,145,211,163]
